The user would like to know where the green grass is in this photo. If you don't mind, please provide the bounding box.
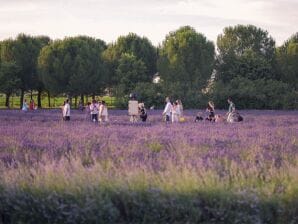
[0,94,116,109]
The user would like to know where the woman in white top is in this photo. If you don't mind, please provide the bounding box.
[99,101,108,123]
[22,99,28,111]
[63,99,70,121]
[171,102,179,123]
[176,99,183,117]
[162,97,172,123]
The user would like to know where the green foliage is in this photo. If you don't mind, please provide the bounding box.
[115,53,148,96]
[276,33,298,90]
[0,61,21,96]
[104,33,157,76]
[38,36,107,97]
[1,183,297,223]
[133,82,164,108]
[216,25,276,82]
[211,77,298,109]
[158,26,215,107]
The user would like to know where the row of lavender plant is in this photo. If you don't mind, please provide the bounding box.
[0,110,298,223]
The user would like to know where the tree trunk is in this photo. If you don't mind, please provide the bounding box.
[48,91,51,108]
[92,93,95,100]
[30,91,33,100]
[5,93,10,108]
[20,89,24,109]
[80,94,84,105]
[37,90,42,108]
[69,97,72,107]
[75,96,77,108]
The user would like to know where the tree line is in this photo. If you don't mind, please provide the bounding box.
[0,25,297,109]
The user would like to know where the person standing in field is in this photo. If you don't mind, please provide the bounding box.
[176,100,183,116]
[63,99,70,121]
[85,102,91,121]
[29,99,35,110]
[226,97,236,122]
[171,101,179,123]
[176,99,184,122]
[90,99,99,122]
[22,99,28,111]
[60,101,65,120]
[99,100,109,123]
[162,97,172,123]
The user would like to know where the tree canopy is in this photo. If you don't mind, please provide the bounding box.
[216,25,276,82]
[158,26,215,105]
[38,36,107,97]
[276,33,298,90]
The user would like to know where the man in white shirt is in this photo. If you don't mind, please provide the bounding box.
[162,97,172,123]
[63,99,70,121]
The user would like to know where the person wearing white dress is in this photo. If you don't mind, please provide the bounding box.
[99,101,109,123]
[171,102,180,123]
[63,99,70,121]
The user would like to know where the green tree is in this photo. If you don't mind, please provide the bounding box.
[12,34,51,108]
[115,53,147,96]
[103,33,157,92]
[0,61,21,107]
[276,33,298,90]
[216,25,276,82]
[158,26,215,107]
[38,36,107,102]
[211,77,297,109]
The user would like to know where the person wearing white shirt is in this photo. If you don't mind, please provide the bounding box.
[63,99,70,121]
[171,102,179,123]
[162,97,172,123]
[99,101,109,123]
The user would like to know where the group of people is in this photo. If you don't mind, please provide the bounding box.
[22,99,37,111]
[24,95,242,124]
[128,94,148,123]
[162,97,184,123]
[194,97,243,123]
[61,99,109,123]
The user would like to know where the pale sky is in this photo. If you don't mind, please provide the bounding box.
[0,0,297,46]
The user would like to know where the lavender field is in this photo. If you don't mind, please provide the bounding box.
[0,109,298,223]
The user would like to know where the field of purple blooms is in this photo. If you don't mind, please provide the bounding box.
[0,109,298,223]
